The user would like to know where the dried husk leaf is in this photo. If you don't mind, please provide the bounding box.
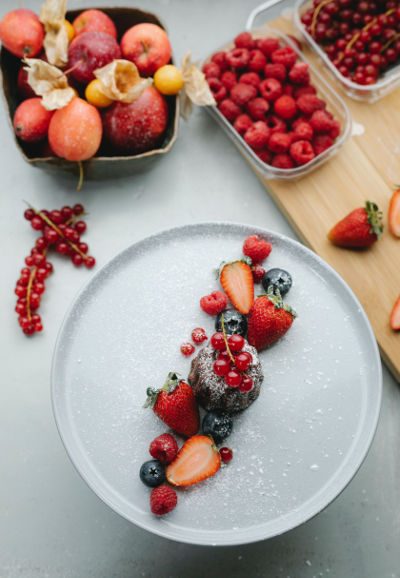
[24,58,75,110]
[180,52,216,120]
[94,60,152,104]
[40,0,68,67]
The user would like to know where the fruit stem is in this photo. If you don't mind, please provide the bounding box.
[77,162,84,192]
[310,0,334,38]
[381,32,400,54]
[27,204,90,262]
[338,8,395,63]
[221,314,235,363]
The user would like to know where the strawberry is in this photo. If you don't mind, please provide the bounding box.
[220,260,254,314]
[328,201,383,249]
[145,372,199,437]
[390,296,400,331]
[166,435,221,487]
[247,289,296,351]
[388,188,400,238]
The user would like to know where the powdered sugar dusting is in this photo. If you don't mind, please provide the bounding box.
[52,223,380,543]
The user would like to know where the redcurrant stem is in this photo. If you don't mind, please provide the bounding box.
[310,0,333,38]
[221,314,235,364]
[338,8,396,63]
[27,204,90,261]
[26,247,48,321]
[381,32,400,54]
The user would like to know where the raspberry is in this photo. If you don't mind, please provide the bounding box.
[271,154,295,169]
[329,120,341,139]
[268,132,291,153]
[239,72,260,88]
[256,149,272,164]
[293,85,317,99]
[244,122,270,150]
[202,62,221,79]
[149,433,178,464]
[218,98,242,123]
[200,290,228,315]
[292,120,313,141]
[271,46,297,69]
[257,37,280,57]
[313,134,334,155]
[264,63,286,81]
[288,62,310,85]
[243,235,272,263]
[230,83,257,106]
[150,485,177,516]
[246,98,269,121]
[234,31,254,49]
[290,140,315,165]
[233,113,253,135]
[191,327,208,344]
[252,264,265,283]
[259,78,283,102]
[283,84,294,96]
[207,78,227,103]
[248,49,266,72]
[265,114,286,133]
[221,71,237,91]
[274,95,297,120]
[296,94,326,116]
[226,48,250,69]
[181,342,195,356]
[211,51,228,71]
[310,109,334,133]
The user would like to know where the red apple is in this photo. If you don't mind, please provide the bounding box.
[121,23,172,77]
[48,98,102,161]
[67,31,121,84]
[14,98,53,142]
[102,86,168,154]
[17,67,36,100]
[0,9,44,58]
[73,9,117,39]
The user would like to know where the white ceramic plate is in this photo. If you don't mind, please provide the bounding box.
[52,223,382,546]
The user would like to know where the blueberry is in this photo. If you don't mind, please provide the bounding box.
[139,460,166,487]
[202,411,233,445]
[262,268,292,296]
[215,309,248,337]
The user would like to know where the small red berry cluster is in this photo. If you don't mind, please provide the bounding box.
[15,204,95,336]
[211,332,254,393]
[180,327,208,356]
[301,0,400,85]
[204,31,341,169]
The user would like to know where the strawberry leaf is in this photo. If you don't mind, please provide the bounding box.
[365,201,383,238]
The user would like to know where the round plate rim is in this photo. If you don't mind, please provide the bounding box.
[51,222,382,546]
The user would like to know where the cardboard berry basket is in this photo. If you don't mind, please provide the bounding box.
[0,7,179,179]
[202,0,351,181]
[294,0,400,103]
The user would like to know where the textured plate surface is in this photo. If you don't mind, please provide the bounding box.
[52,223,382,546]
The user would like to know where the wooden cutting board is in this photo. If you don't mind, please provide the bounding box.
[257,17,400,381]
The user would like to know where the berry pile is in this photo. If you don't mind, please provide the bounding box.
[211,332,255,393]
[15,204,95,336]
[301,0,400,85]
[204,32,341,169]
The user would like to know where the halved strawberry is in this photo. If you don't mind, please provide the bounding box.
[390,296,400,331]
[220,260,254,314]
[166,435,221,487]
[389,189,400,238]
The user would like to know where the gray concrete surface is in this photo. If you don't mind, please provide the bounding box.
[0,1,399,576]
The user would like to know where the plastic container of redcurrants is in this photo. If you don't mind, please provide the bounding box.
[0,7,179,179]
[202,2,351,181]
[294,0,400,103]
